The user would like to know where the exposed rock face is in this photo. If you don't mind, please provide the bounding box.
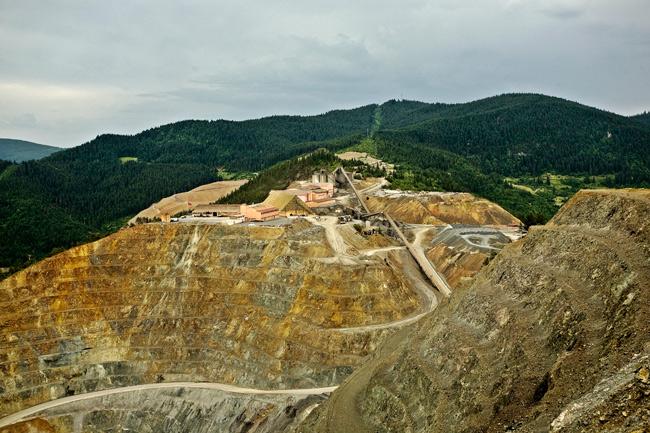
[418,226,512,289]
[0,220,426,419]
[299,189,650,432]
[5,388,324,433]
[366,190,522,226]
[0,418,56,433]
[426,244,490,289]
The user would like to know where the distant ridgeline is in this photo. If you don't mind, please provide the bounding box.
[1,93,650,275]
[374,95,650,225]
[0,138,60,162]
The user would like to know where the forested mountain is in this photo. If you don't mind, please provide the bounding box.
[2,93,650,276]
[0,138,60,162]
[50,106,376,170]
[0,109,373,273]
[631,111,650,126]
[377,94,650,181]
[371,94,650,223]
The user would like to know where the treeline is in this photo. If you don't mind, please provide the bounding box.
[0,158,214,271]
[378,139,557,226]
[0,160,13,173]
[631,112,650,126]
[13,160,214,225]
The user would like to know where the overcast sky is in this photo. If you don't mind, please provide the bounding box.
[1,0,649,148]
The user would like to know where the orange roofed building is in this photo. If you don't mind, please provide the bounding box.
[240,204,279,221]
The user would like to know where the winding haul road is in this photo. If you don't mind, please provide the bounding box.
[305,214,439,333]
[2,169,447,428]
[0,382,339,428]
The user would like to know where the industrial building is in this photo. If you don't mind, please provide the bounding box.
[311,169,336,184]
[189,202,279,223]
[272,169,337,208]
[240,203,279,221]
[185,169,336,223]
[263,191,313,216]
[191,204,241,218]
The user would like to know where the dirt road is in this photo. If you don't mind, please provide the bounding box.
[0,382,338,428]
[306,216,350,256]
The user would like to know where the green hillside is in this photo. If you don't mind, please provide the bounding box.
[631,111,650,126]
[0,138,60,162]
[369,94,650,223]
[0,108,374,274]
[2,94,650,276]
[50,107,376,170]
[377,94,650,180]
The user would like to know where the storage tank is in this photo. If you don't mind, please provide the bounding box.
[319,170,329,183]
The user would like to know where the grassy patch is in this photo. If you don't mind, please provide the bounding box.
[512,184,538,194]
[216,168,253,180]
[554,196,567,206]
[504,178,539,195]
[118,156,138,164]
[340,137,378,156]
[0,164,17,181]
[505,173,618,214]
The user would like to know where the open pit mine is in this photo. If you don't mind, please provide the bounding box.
[1,167,647,433]
[0,218,434,431]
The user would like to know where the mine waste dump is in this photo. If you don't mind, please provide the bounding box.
[1,189,648,432]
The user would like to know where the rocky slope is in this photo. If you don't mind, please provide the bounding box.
[2,388,325,433]
[366,190,522,226]
[298,189,650,432]
[425,244,490,289]
[0,219,428,421]
[403,224,514,290]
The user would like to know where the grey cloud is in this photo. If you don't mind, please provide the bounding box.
[0,0,648,147]
[541,6,584,19]
[10,113,37,128]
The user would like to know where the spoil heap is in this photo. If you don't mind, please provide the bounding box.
[128,179,247,223]
[423,226,512,288]
[366,190,521,226]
